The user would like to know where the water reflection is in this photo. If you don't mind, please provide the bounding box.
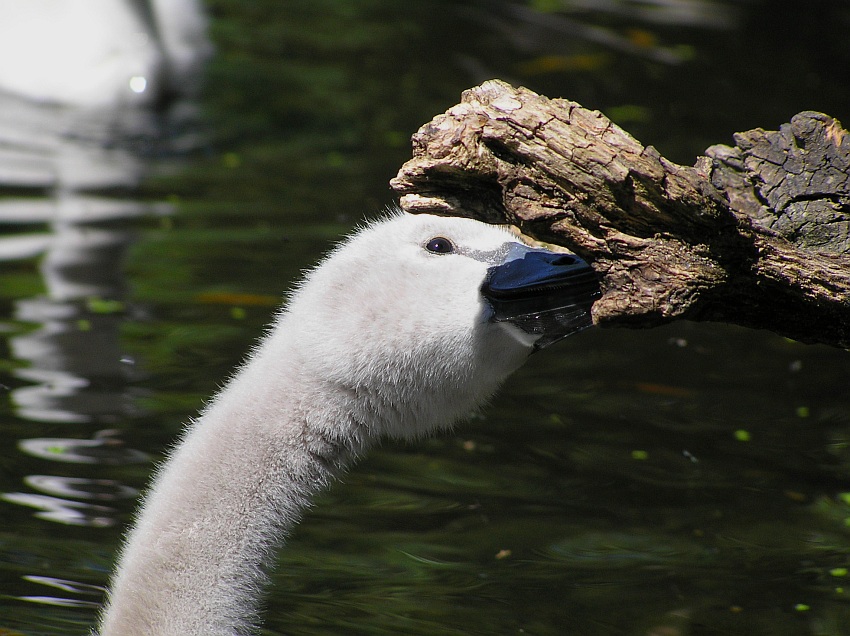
[455,0,740,81]
[2,492,117,527]
[24,475,138,500]
[0,0,210,618]
[18,576,103,609]
[18,433,150,465]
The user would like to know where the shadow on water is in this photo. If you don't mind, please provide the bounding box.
[1,0,849,634]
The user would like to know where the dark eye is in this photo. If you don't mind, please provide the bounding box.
[425,237,454,254]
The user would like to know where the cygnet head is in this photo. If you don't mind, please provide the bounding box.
[267,212,599,441]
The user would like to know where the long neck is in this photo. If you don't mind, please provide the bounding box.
[97,342,369,636]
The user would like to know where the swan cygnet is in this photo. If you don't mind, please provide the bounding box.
[96,211,600,636]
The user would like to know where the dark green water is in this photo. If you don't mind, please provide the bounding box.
[1,1,850,634]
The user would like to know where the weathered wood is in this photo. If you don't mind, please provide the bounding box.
[391,80,850,349]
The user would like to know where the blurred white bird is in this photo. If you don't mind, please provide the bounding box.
[0,0,210,106]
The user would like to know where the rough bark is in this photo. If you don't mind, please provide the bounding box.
[391,80,850,349]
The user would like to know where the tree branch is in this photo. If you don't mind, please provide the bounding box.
[390,80,850,348]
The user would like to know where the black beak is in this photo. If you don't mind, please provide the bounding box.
[481,247,600,349]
